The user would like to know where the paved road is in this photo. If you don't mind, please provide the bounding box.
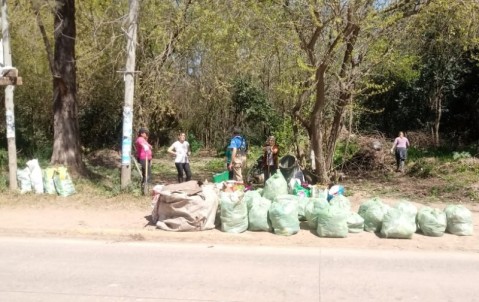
[0,237,478,302]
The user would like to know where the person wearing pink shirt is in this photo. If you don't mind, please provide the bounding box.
[135,128,153,190]
[391,131,410,172]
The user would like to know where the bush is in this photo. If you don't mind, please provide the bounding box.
[188,133,203,154]
[408,159,435,178]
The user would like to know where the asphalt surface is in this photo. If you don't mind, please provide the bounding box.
[0,237,478,302]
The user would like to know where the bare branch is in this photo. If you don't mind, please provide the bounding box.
[30,0,54,75]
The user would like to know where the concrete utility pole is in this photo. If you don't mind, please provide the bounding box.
[120,0,139,189]
[1,0,18,190]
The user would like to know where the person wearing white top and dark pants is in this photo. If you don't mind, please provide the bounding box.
[168,132,192,183]
[391,131,410,172]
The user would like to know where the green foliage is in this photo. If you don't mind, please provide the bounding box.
[453,151,471,160]
[0,149,7,192]
[231,78,280,145]
[429,184,459,198]
[0,172,7,192]
[204,158,226,172]
[0,149,7,168]
[270,117,296,155]
[408,159,435,178]
[408,147,475,163]
[187,133,203,154]
[5,0,479,167]
[333,139,361,167]
[83,162,144,197]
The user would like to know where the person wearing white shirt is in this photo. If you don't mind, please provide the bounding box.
[167,132,192,182]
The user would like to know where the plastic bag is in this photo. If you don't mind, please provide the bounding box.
[53,166,76,197]
[17,167,32,194]
[220,191,248,233]
[248,196,272,232]
[417,207,446,237]
[358,198,390,232]
[316,205,349,238]
[26,159,44,194]
[269,197,299,236]
[262,172,288,201]
[380,208,416,239]
[347,212,364,233]
[43,167,57,195]
[329,195,351,212]
[444,205,473,236]
[305,197,329,229]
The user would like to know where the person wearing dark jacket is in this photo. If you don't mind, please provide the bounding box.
[263,136,279,183]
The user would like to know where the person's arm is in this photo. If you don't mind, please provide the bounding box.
[229,147,237,169]
[186,142,191,156]
[391,138,397,152]
[167,143,176,156]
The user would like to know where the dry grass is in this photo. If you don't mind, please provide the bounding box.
[1,143,478,208]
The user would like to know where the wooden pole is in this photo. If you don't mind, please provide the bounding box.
[120,0,139,189]
[1,0,17,190]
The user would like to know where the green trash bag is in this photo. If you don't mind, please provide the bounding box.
[305,197,329,229]
[358,198,390,232]
[417,207,446,237]
[244,190,262,210]
[220,191,248,233]
[276,194,310,221]
[347,212,364,233]
[444,205,473,236]
[53,166,76,197]
[296,196,310,221]
[262,172,289,201]
[380,208,416,239]
[268,197,299,236]
[396,200,418,220]
[316,205,349,238]
[248,196,272,232]
[330,195,352,212]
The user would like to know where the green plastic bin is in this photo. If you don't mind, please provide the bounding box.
[213,171,229,183]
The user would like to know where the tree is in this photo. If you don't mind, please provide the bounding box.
[278,0,431,183]
[408,0,479,146]
[50,0,84,174]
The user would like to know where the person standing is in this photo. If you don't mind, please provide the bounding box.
[263,136,279,183]
[228,127,247,182]
[225,144,234,180]
[391,131,410,172]
[168,132,192,183]
[135,128,153,191]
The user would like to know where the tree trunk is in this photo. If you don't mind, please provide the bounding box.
[325,20,359,172]
[51,0,84,175]
[430,87,442,147]
[432,103,441,147]
[310,66,329,183]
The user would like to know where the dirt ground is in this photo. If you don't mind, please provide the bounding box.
[0,189,477,253]
[1,150,477,253]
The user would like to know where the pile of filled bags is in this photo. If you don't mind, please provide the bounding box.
[152,172,474,238]
[17,159,76,196]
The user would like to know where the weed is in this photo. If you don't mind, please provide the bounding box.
[204,158,226,171]
[465,190,479,202]
[408,159,435,178]
[0,173,7,192]
[334,140,360,167]
[452,151,471,160]
[187,133,203,154]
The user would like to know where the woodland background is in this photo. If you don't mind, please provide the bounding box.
[1,0,479,184]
